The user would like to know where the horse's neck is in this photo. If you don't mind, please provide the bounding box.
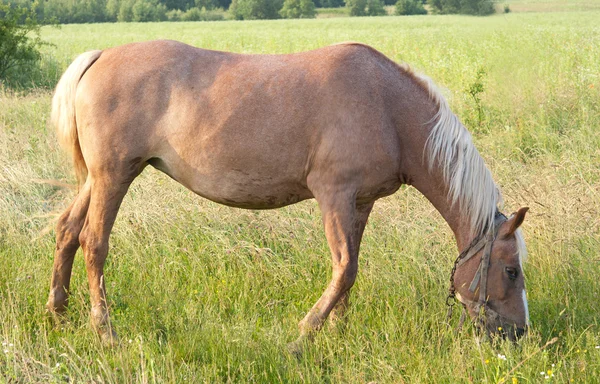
[410,171,473,253]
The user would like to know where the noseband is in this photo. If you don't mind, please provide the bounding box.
[446,212,508,326]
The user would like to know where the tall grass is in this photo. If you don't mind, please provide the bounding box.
[1,10,599,382]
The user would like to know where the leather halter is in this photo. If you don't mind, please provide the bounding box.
[446,212,508,324]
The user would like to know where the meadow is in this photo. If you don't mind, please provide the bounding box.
[1,6,600,383]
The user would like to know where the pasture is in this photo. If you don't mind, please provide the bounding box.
[1,8,600,383]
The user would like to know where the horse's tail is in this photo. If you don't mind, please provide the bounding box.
[51,50,102,187]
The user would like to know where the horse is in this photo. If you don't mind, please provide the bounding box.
[47,40,530,349]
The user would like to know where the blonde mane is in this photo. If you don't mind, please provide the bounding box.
[407,68,503,236]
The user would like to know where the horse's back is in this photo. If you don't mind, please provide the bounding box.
[74,41,406,208]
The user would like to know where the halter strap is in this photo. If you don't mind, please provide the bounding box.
[446,211,507,323]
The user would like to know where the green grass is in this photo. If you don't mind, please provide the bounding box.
[1,9,600,383]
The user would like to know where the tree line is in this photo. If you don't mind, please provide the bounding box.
[1,0,496,23]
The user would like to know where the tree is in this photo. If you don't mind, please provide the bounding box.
[366,0,385,15]
[346,0,366,16]
[346,0,385,16]
[428,0,494,15]
[0,3,46,83]
[132,0,167,21]
[395,0,426,15]
[279,0,315,18]
[229,0,283,19]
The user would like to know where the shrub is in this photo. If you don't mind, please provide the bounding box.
[346,0,367,16]
[182,6,203,19]
[366,0,386,15]
[229,0,283,19]
[395,0,427,15]
[428,0,495,15]
[347,0,385,16]
[166,8,185,20]
[0,3,46,84]
[279,0,316,18]
[503,3,510,13]
[131,0,167,21]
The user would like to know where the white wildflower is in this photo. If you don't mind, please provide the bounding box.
[497,354,507,361]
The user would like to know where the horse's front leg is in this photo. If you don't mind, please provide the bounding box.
[328,202,372,328]
[289,191,373,353]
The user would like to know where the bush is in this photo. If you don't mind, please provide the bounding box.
[166,8,185,20]
[346,0,367,16]
[366,0,386,15]
[395,0,427,15]
[0,3,46,85]
[346,0,385,16]
[279,0,315,18]
[229,0,283,19]
[179,6,224,20]
[131,0,167,21]
[428,0,495,15]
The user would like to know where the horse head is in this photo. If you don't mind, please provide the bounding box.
[452,207,529,341]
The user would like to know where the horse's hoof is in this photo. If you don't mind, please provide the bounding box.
[45,306,67,326]
[287,340,304,358]
[99,329,119,347]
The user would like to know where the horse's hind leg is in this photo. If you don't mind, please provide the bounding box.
[79,171,134,344]
[46,183,91,315]
[290,190,373,351]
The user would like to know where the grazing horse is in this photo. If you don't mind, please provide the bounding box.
[47,41,530,348]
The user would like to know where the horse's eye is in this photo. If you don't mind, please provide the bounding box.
[505,267,519,280]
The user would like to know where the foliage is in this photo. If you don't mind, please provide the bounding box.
[465,66,487,131]
[279,0,316,18]
[229,0,283,19]
[395,0,427,15]
[0,3,46,84]
[346,0,385,16]
[131,0,167,21]
[313,0,344,7]
[346,0,366,16]
[428,0,495,15]
[1,0,228,23]
[366,0,386,15]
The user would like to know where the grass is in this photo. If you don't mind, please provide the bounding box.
[1,8,600,383]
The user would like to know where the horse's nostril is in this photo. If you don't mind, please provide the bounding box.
[515,327,526,338]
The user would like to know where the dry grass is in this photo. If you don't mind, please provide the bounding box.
[1,10,600,383]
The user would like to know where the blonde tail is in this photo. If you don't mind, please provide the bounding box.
[51,50,102,186]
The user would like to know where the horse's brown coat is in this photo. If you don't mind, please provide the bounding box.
[48,41,529,346]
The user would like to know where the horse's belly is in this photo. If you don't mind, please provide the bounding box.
[194,176,313,209]
[150,157,312,209]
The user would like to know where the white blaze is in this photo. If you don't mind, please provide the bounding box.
[522,289,530,325]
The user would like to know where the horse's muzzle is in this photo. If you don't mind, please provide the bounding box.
[472,304,528,341]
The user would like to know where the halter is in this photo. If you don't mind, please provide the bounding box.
[446,211,508,328]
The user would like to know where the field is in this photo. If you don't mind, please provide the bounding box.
[1,6,600,383]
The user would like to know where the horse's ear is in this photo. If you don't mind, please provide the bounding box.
[502,207,529,237]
